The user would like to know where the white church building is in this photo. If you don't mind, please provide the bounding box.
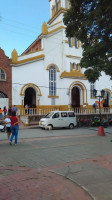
[11,0,112,114]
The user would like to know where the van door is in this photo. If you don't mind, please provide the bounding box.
[52,112,61,127]
[52,112,69,128]
[60,112,68,127]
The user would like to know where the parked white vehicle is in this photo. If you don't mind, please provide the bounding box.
[39,111,77,129]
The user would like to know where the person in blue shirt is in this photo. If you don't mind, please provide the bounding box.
[93,102,97,113]
[13,105,17,113]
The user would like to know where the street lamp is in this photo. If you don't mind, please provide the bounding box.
[93,89,105,123]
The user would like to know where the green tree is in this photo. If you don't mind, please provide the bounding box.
[63,0,112,82]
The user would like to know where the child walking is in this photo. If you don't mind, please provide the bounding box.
[4,114,11,140]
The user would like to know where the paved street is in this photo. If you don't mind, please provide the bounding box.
[0,127,112,200]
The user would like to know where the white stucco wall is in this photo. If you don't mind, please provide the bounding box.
[12,0,112,108]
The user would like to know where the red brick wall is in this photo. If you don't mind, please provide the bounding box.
[0,48,12,106]
[22,39,42,55]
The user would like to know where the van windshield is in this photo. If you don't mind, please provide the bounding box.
[44,112,54,118]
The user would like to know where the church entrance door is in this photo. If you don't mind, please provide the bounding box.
[71,87,80,108]
[24,87,36,108]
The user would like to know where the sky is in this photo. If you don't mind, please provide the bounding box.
[0,0,50,58]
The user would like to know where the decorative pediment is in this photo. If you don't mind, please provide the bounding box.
[60,70,87,79]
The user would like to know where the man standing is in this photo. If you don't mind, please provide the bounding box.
[13,105,17,113]
[93,102,97,113]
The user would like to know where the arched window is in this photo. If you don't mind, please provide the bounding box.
[73,63,76,70]
[90,83,95,98]
[74,37,78,48]
[49,67,56,96]
[0,69,5,80]
[68,37,72,47]
[77,64,80,71]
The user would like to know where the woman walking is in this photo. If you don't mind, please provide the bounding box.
[10,111,19,145]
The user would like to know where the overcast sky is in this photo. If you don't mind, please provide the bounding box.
[0,0,50,58]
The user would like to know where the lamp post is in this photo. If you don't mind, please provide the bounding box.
[93,89,105,123]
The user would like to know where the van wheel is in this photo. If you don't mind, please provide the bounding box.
[48,124,53,130]
[69,123,74,129]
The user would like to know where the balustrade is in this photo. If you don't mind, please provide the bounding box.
[18,107,112,116]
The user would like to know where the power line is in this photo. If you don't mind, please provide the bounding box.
[5,80,104,92]
[0,27,37,38]
[1,17,39,30]
[1,21,39,34]
[0,17,66,40]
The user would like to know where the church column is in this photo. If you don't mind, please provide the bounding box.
[37,96,40,106]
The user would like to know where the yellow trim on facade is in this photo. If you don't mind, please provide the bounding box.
[66,55,81,59]
[72,38,74,46]
[48,21,62,28]
[46,64,60,72]
[70,63,73,71]
[69,81,87,90]
[48,96,59,98]
[68,0,71,8]
[54,5,56,12]
[60,71,86,79]
[48,26,65,35]
[48,8,67,25]
[42,21,48,35]
[20,83,42,96]
[11,49,18,63]
[12,54,45,64]
[37,99,40,106]
[78,40,80,48]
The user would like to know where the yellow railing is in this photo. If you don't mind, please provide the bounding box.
[73,107,112,115]
[18,106,112,116]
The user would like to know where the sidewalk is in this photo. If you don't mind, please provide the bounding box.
[0,127,112,200]
[0,166,92,200]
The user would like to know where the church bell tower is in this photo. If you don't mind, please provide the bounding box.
[48,0,71,25]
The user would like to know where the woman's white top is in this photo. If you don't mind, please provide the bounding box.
[4,118,11,127]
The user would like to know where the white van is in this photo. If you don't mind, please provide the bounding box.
[39,111,77,129]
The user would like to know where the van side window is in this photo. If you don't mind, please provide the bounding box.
[52,113,59,118]
[68,112,75,117]
[61,112,67,117]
